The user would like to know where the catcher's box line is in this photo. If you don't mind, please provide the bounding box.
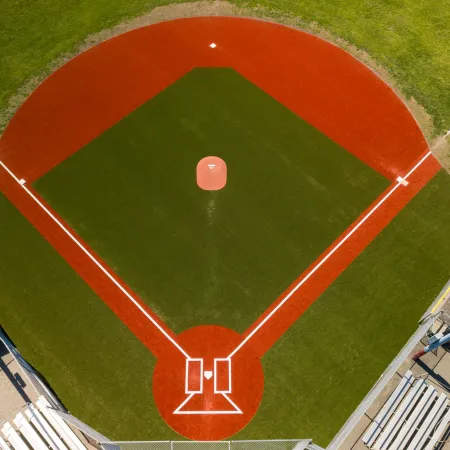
[174,357,239,415]
[0,159,191,360]
[173,393,243,415]
[227,151,433,359]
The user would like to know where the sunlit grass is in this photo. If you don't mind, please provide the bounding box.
[0,0,449,132]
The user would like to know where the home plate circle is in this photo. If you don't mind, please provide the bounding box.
[152,325,264,440]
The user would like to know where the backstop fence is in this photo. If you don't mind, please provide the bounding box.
[101,440,325,450]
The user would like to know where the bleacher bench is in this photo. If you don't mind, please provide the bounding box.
[362,370,450,450]
[0,396,87,450]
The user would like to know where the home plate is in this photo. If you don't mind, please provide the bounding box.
[204,371,213,380]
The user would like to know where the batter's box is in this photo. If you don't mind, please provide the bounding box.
[174,357,242,415]
[214,358,231,394]
[185,358,203,394]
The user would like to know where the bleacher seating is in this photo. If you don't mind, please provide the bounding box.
[0,397,87,450]
[362,370,450,450]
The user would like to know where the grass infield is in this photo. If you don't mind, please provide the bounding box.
[34,67,389,334]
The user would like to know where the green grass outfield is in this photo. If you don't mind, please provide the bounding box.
[1,167,450,444]
[243,170,450,444]
[1,0,449,133]
[0,192,168,440]
[34,67,389,334]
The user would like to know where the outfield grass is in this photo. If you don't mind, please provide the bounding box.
[1,0,449,133]
[34,68,388,334]
[237,169,450,445]
[0,193,178,440]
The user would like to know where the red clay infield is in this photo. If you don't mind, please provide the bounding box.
[153,326,264,440]
[0,17,442,440]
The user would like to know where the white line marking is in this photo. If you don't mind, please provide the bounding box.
[0,160,190,359]
[185,359,189,394]
[214,358,231,394]
[173,393,242,415]
[173,393,194,414]
[200,359,204,393]
[227,151,433,359]
[186,358,203,394]
[222,393,242,414]
[396,176,409,186]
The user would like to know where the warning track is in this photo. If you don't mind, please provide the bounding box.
[0,16,441,441]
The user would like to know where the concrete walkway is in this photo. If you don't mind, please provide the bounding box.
[0,341,39,425]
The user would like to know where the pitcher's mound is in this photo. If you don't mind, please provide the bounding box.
[197,156,227,190]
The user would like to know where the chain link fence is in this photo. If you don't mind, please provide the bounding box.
[101,440,323,450]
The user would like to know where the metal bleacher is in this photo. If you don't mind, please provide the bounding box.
[362,370,450,450]
[1,396,88,450]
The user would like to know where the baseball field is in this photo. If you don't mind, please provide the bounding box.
[1,4,450,448]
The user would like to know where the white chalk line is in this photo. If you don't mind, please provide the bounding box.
[0,160,191,360]
[173,393,194,414]
[227,151,433,359]
[186,358,203,394]
[214,358,232,394]
[173,393,242,415]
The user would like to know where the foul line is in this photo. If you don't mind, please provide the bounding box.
[0,160,190,360]
[228,151,433,359]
